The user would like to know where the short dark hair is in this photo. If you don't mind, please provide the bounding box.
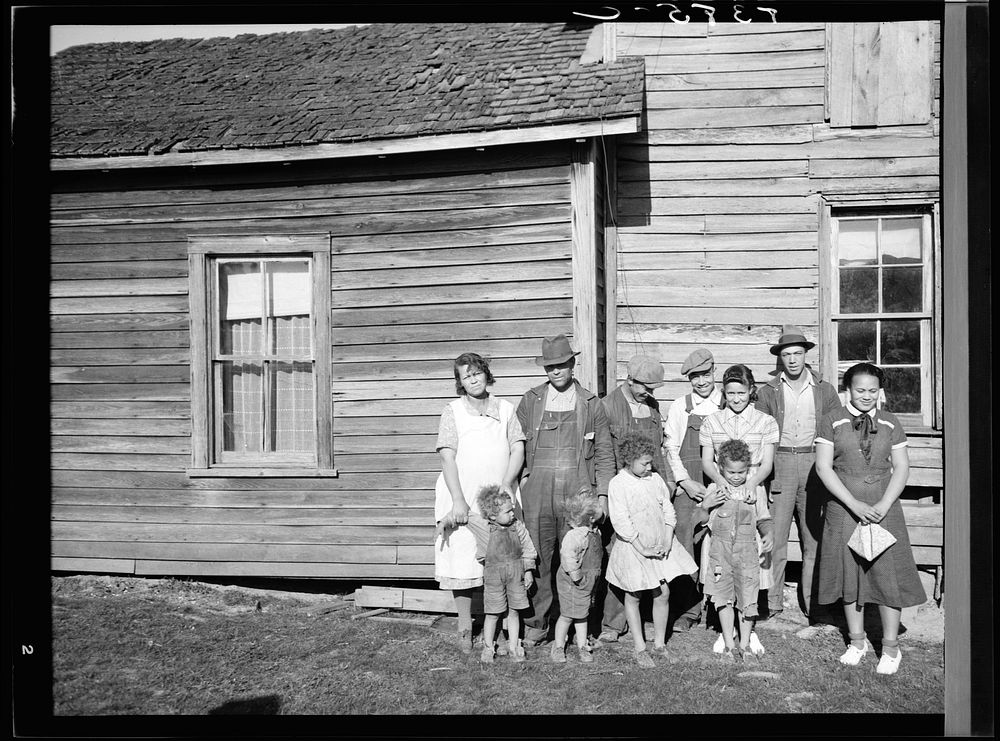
[476,484,512,520]
[720,364,758,409]
[843,362,885,390]
[717,438,752,468]
[453,353,496,395]
[617,431,657,468]
[563,484,601,528]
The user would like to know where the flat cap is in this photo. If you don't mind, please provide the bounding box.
[627,355,665,387]
[680,348,714,376]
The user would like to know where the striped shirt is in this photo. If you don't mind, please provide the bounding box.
[699,405,780,470]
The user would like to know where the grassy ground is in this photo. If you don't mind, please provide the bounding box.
[52,574,944,716]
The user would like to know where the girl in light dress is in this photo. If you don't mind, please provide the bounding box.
[605,432,699,668]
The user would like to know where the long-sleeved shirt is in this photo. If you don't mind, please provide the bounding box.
[559,525,599,581]
[662,387,724,484]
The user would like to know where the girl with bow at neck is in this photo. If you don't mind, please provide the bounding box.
[813,362,926,675]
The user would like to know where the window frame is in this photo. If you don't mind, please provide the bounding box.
[819,203,940,431]
[187,234,334,477]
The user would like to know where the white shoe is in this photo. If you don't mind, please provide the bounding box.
[747,631,765,656]
[839,640,871,666]
[876,649,902,675]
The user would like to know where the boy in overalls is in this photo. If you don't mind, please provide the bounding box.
[662,348,723,632]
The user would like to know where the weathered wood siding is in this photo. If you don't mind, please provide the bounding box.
[50,143,578,577]
[613,21,942,564]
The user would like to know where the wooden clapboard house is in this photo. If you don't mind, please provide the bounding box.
[49,23,644,578]
[50,20,944,587]
[606,21,944,585]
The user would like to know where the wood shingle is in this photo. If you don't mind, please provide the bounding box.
[52,23,644,158]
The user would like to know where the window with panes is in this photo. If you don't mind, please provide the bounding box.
[187,235,333,475]
[830,211,935,427]
[213,257,315,462]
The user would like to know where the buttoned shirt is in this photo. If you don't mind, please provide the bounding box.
[779,371,817,448]
[663,387,724,483]
[544,382,578,411]
[622,384,652,419]
[699,405,780,472]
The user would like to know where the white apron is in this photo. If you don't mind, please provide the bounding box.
[434,396,520,584]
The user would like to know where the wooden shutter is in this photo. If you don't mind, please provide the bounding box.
[828,22,933,127]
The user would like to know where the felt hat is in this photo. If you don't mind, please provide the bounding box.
[627,355,665,387]
[680,348,714,376]
[770,325,816,356]
[535,334,581,366]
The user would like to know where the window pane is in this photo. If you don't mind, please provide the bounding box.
[880,320,922,365]
[269,362,314,453]
[219,262,262,355]
[838,220,877,266]
[220,361,263,454]
[267,261,311,355]
[880,218,922,264]
[883,266,923,313]
[882,367,921,413]
[837,320,876,362]
[840,268,878,313]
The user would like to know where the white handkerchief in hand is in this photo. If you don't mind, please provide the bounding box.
[847,522,896,561]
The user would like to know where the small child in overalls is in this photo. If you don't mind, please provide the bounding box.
[437,485,537,663]
[551,485,603,664]
[701,438,774,662]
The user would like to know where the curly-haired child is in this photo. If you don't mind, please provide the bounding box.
[550,485,603,664]
[436,484,537,663]
[698,438,774,662]
[605,431,699,668]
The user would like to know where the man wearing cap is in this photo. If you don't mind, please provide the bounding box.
[516,334,615,647]
[755,326,841,622]
[662,348,724,632]
[594,355,668,643]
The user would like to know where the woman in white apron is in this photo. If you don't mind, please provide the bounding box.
[435,352,525,651]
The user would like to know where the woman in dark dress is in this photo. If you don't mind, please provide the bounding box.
[814,363,925,675]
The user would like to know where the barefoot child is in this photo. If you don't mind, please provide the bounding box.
[606,432,699,668]
[436,485,537,663]
[551,485,603,664]
[699,438,774,661]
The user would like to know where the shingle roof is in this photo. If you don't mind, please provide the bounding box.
[51,23,644,158]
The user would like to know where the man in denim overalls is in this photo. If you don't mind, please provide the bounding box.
[662,348,723,632]
[516,335,615,647]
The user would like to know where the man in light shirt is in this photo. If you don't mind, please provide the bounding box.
[755,326,841,623]
[661,348,724,633]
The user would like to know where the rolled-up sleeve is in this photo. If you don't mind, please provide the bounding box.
[436,404,458,452]
[506,412,526,446]
[663,398,692,484]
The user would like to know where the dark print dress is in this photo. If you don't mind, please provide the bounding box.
[814,406,926,609]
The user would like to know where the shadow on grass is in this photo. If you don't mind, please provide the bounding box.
[208,694,282,715]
